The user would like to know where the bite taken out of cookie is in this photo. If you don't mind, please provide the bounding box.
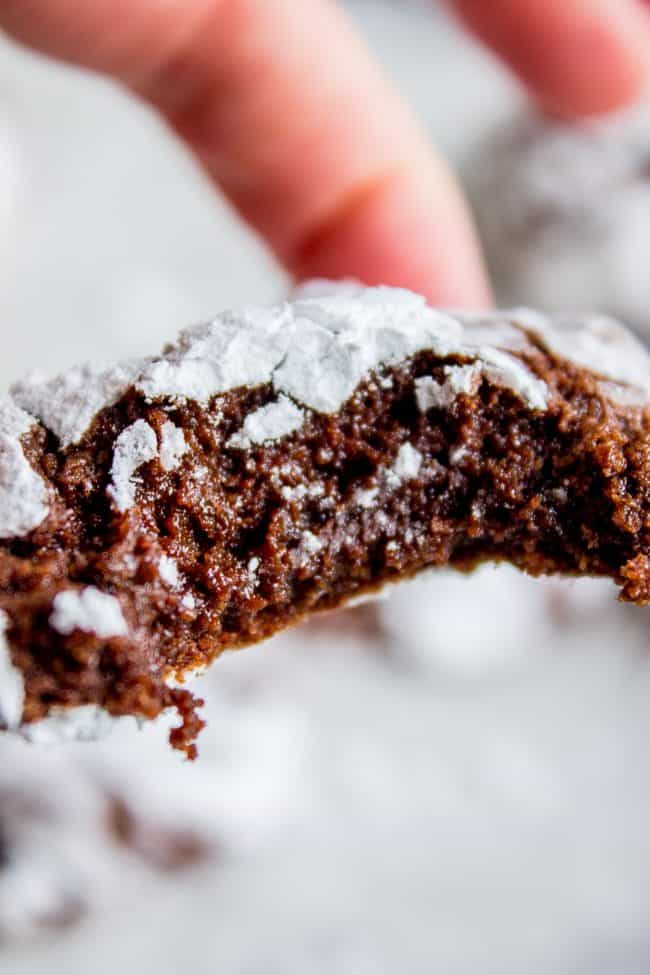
[2,282,650,756]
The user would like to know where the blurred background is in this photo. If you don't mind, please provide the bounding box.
[1,1,650,972]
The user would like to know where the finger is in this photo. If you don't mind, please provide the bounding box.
[0,0,491,307]
[449,0,650,118]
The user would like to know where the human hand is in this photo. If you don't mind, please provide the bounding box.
[1,1,648,307]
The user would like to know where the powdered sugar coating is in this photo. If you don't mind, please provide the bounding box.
[479,346,548,410]
[460,307,650,401]
[355,487,379,509]
[228,395,305,449]
[11,360,143,447]
[159,420,188,472]
[275,290,464,413]
[0,398,37,439]
[0,610,24,729]
[137,305,293,403]
[524,311,650,397]
[159,555,180,588]
[8,286,650,470]
[49,587,128,638]
[2,284,650,759]
[0,398,49,539]
[390,443,423,483]
[415,365,480,411]
[107,419,158,512]
[301,531,323,555]
[0,285,648,556]
[132,286,551,415]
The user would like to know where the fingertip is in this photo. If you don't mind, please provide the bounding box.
[535,9,650,119]
[290,161,493,309]
[451,0,650,121]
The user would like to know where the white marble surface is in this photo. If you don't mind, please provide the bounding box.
[1,2,649,973]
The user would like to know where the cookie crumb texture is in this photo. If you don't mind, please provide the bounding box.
[2,286,650,756]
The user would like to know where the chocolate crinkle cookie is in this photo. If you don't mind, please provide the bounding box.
[465,103,650,335]
[0,744,213,943]
[1,281,650,756]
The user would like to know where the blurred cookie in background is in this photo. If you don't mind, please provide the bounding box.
[464,103,650,337]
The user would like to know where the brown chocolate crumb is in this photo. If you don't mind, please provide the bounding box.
[3,305,650,755]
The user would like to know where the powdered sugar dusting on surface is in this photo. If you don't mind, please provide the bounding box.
[49,587,128,638]
[275,290,463,412]
[301,531,323,555]
[158,555,180,588]
[0,398,36,439]
[0,398,49,539]
[0,609,24,729]
[415,365,480,411]
[159,420,188,472]
[355,486,379,509]
[291,531,323,568]
[107,419,158,512]
[9,287,650,461]
[461,307,650,402]
[479,346,548,410]
[11,360,143,447]
[228,395,305,449]
[388,443,422,486]
[133,286,552,413]
[137,305,293,403]
[527,312,650,397]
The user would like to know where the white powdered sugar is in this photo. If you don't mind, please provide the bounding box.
[357,442,423,500]
[11,360,143,447]
[159,420,188,471]
[128,285,553,416]
[388,443,423,485]
[460,307,650,403]
[107,419,158,512]
[415,365,480,411]
[300,531,323,555]
[0,283,647,553]
[228,395,305,449]
[0,436,49,538]
[0,610,24,729]
[49,587,128,638]
[525,311,650,397]
[137,305,294,403]
[355,486,379,509]
[0,398,49,538]
[273,289,464,413]
[292,530,323,568]
[7,285,650,481]
[478,346,549,411]
[159,555,180,588]
[0,397,37,439]
[449,445,469,465]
